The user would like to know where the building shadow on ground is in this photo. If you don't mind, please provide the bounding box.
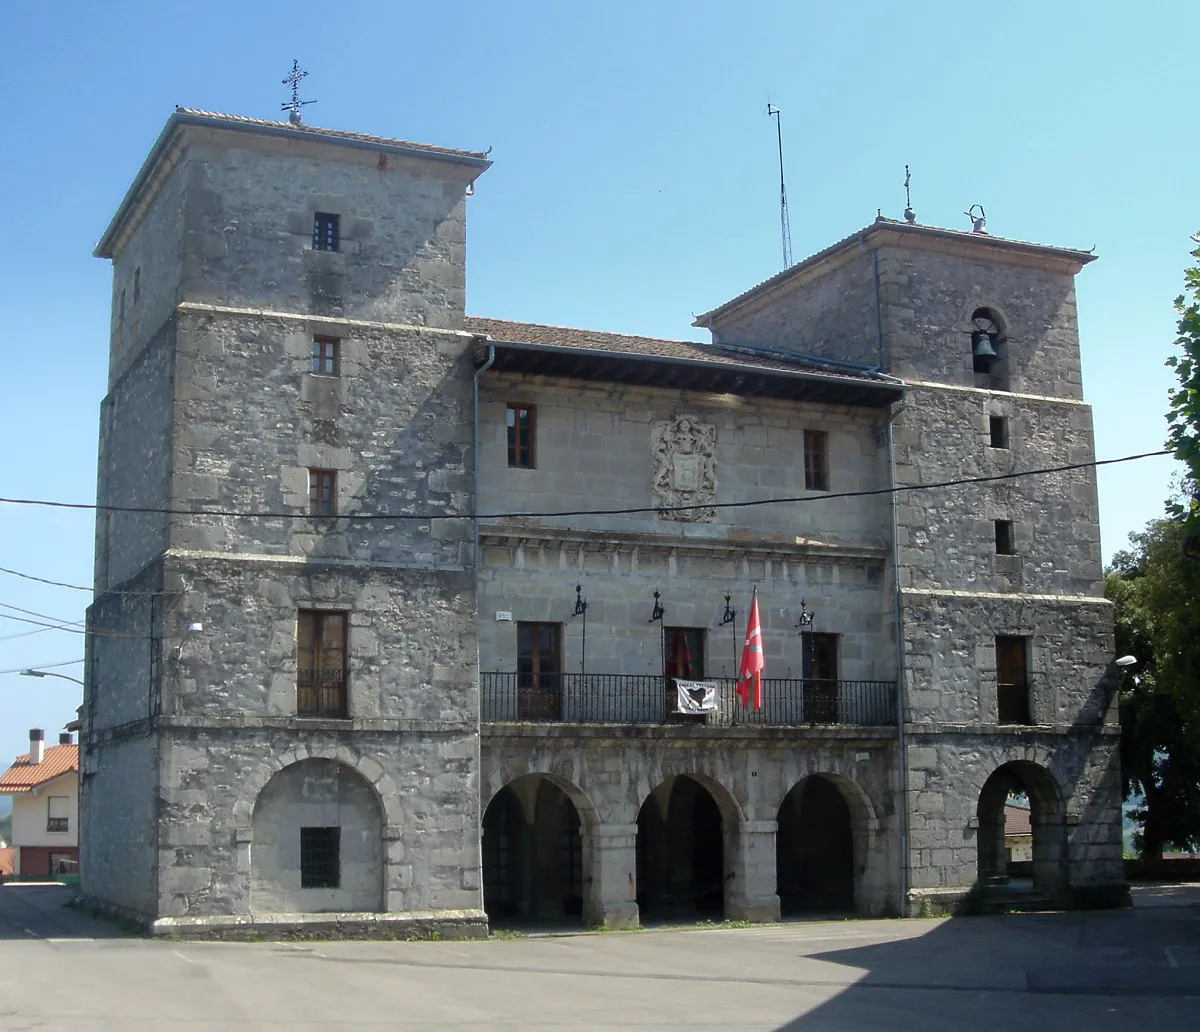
[0,883,126,940]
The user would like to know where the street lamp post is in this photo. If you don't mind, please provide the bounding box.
[20,668,84,687]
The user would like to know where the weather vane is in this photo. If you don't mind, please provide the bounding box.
[281,60,316,126]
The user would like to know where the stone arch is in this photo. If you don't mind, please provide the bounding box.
[775,772,876,915]
[636,774,730,920]
[232,743,403,837]
[481,773,591,927]
[959,300,1012,338]
[249,757,385,915]
[976,760,1067,902]
[481,770,600,833]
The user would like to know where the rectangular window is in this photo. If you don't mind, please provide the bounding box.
[802,631,840,723]
[804,430,829,492]
[300,826,341,888]
[995,519,1015,555]
[309,469,337,516]
[46,795,70,833]
[297,611,348,718]
[996,635,1031,724]
[506,404,536,468]
[312,336,340,376]
[989,416,1009,449]
[312,212,340,252]
[664,627,705,681]
[516,621,561,719]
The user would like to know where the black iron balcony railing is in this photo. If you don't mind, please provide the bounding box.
[45,817,69,833]
[480,673,896,727]
[297,667,348,719]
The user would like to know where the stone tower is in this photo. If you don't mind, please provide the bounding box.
[695,219,1127,911]
[84,109,492,934]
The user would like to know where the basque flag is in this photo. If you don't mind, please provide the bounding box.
[737,592,764,710]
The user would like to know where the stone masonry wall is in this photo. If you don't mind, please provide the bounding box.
[707,249,880,366]
[892,385,1103,598]
[168,310,474,567]
[178,130,475,328]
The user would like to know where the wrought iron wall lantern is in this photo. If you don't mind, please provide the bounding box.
[572,584,588,617]
[795,598,815,632]
[719,594,736,626]
[649,590,665,623]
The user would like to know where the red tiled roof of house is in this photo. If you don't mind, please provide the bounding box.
[1004,803,1032,837]
[0,744,79,793]
[0,847,14,877]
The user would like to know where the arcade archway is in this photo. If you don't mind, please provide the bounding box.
[776,774,855,914]
[636,775,726,920]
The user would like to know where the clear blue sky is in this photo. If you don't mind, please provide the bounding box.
[1,0,1196,765]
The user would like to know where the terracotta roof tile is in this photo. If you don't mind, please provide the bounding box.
[1004,803,1032,838]
[0,745,79,793]
[175,108,490,161]
[464,316,893,385]
[0,847,13,877]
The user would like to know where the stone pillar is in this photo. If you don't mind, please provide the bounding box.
[725,820,781,922]
[583,823,639,929]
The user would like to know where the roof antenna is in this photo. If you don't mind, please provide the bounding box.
[766,103,793,268]
[903,165,917,223]
[281,60,316,126]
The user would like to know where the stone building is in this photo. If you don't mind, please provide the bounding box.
[81,107,1127,936]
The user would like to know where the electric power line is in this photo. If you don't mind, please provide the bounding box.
[0,449,1172,524]
[0,658,84,676]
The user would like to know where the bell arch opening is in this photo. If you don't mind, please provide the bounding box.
[481,774,585,927]
[250,758,384,915]
[776,774,857,914]
[976,761,1066,901]
[636,775,726,921]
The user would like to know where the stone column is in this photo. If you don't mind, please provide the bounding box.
[725,820,781,922]
[583,823,639,929]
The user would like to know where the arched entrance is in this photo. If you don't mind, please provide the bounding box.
[250,758,384,915]
[776,775,855,914]
[636,776,725,920]
[481,775,584,926]
[977,761,1065,901]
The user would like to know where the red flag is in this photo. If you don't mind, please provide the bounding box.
[737,594,764,710]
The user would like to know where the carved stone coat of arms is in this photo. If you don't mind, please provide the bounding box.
[650,415,717,522]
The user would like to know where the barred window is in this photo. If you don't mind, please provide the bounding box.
[300,826,340,888]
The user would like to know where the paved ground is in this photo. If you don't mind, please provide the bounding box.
[0,883,1197,1031]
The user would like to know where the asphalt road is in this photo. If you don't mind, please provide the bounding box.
[0,883,1197,1030]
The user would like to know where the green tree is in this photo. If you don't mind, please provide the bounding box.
[1165,232,1200,537]
[1107,517,1200,860]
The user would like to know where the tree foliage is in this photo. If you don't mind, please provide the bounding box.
[1107,518,1200,859]
[1165,232,1200,533]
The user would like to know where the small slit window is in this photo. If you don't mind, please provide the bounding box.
[309,469,337,516]
[989,416,1009,449]
[312,336,340,376]
[995,519,1015,555]
[313,212,340,252]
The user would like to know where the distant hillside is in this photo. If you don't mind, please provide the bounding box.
[0,795,10,816]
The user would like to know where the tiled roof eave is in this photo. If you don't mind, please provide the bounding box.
[479,336,905,408]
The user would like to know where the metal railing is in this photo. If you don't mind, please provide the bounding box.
[45,818,70,833]
[480,673,896,727]
[297,667,348,719]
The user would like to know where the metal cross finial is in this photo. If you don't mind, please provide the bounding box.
[281,59,316,125]
[903,165,916,223]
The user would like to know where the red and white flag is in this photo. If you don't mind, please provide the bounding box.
[737,593,764,710]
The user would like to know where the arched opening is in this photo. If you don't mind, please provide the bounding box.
[636,775,725,921]
[977,761,1065,902]
[776,775,855,914]
[970,306,1010,389]
[481,776,584,927]
[250,758,384,915]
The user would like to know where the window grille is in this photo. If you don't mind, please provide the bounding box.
[300,826,340,888]
[312,212,340,252]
